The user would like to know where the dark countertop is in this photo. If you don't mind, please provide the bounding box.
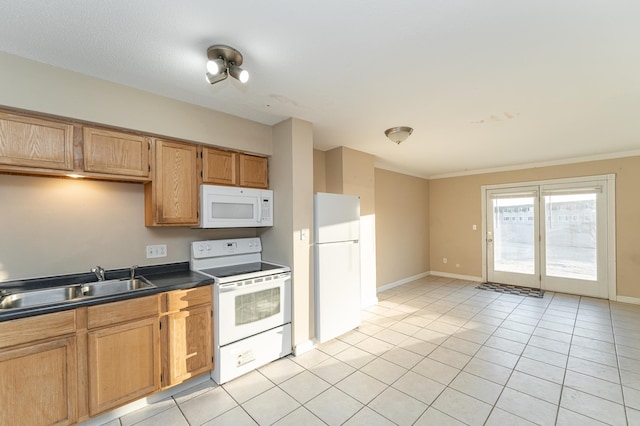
[0,262,214,322]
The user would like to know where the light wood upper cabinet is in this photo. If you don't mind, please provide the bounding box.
[145,139,199,226]
[0,110,74,171]
[83,127,150,178]
[86,295,161,416]
[202,148,268,189]
[0,311,78,426]
[202,147,238,186]
[161,286,213,388]
[239,153,268,189]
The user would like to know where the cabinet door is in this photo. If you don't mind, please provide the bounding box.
[239,154,268,189]
[145,139,198,226]
[202,147,237,186]
[83,127,150,178]
[0,111,73,171]
[0,337,77,426]
[88,317,160,416]
[163,304,213,387]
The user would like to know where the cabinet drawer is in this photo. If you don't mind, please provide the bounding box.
[165,286,212,312]
[0,310,76,349]
[87,295,159,329]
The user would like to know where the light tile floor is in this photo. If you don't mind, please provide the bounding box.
[100,276,640,425]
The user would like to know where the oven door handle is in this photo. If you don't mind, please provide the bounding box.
[219,283,240,292]
[218,274,290,294]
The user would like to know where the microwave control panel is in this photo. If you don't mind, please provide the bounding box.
[262,199,271,219]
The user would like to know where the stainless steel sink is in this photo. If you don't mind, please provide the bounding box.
[80,277,155,297]
[0,276,156,310]
[0,285,82,310]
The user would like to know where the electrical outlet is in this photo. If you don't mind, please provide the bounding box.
[146,244,167,258]
[443,257,448,264]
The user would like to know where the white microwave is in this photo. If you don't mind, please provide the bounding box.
[199,185,273,228]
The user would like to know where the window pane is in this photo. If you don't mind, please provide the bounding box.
[493,197,535,274]
[545,193,597,280]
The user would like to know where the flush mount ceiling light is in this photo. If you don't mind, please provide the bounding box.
[205,44,249,85]
[384,126,413,144]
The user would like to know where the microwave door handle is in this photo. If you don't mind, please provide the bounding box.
[257,199,262,223]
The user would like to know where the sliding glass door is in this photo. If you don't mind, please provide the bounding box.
[541,183,608,298]
[485,177,611,298]
[487,187,540,288]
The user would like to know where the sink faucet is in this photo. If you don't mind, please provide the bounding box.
[130,265,138,280]
[91,266,106,281]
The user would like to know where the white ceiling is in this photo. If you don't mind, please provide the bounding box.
[1,1,639,178]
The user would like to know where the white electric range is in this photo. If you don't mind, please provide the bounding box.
[190,237,291,384]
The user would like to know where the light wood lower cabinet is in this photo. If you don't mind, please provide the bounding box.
[87,317,160,416]
[0,286,213,424]
[85,295,161,417]
[0,337,78,426]
[162,304,213,387]
[0,311,78,426]
[161,286,213,388]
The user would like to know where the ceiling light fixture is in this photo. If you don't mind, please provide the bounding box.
[385,126,413,144]
[206,44,249,86]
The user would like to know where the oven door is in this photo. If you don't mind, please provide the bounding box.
[217,273,291,346]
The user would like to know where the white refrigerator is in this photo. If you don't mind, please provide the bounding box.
[314,192,361,344]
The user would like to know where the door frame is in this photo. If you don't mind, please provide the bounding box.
[481,174,617,300]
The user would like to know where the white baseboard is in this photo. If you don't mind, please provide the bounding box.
[377,272,431,293]
[428,271,484,282]
[614,295,640,305]
[293,339,316,356]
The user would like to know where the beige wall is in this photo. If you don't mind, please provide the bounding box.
[0,52,272,156]
[374,169,430,287]
[324,147,344,194]
[313,149,432,291]
[429,156,640,298]
[0,52,273,282]
[261,118,314,349]
[315,147,379,305]
[313,149,326,194]
[341,147,375,216]
[0,175,254,280]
